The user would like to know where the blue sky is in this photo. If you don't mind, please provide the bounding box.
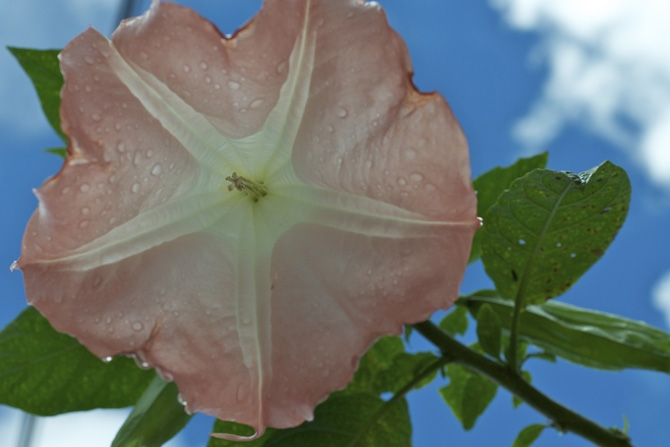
[1,1,669,446]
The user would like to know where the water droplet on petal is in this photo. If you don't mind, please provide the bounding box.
[79,220,89,229]
[405,149,417,160]
[199,62,208,70]
[61,186,71,195]
[409,173,423,182]
[131,183,141,193]
[79,183,90,193]
[91,113,101,121]
[228,81,240,90]
[9,261,18,272]
[81,207,90,215]
[397,177,406,186]
[336,107,348,118]
[102,356,113,363]
[177,393,187,406]
[151,164,162,176]
[132,321,143,331]
[249,97,265,109]
[182,64,191,73]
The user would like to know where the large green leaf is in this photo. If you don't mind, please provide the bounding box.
[470,153,548,263]
[461,291,670,372]
[112,376,191,447]
[481,161,631,305]
[475,304,502,359]
[439,363,497,430]
[207,394,411,447]
[0,307,154,415]
[9,47,65,142]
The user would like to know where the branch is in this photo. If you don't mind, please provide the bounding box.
[413,321,633,447]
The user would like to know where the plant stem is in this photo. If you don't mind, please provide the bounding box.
[413,321,633,447]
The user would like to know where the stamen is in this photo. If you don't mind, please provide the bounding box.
[225,172,268,201]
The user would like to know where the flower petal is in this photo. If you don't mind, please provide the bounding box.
[16,0,479,441]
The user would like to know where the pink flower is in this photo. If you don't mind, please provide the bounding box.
[15,0,478,440]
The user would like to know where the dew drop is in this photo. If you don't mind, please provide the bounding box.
[249,97,265,109]
[214,83,221,89]
[228,81,240,90]
[81,207,90,215]
[132,321,143,331]
[204,75,211,84]
[326,124,334,133]
[79,220,89,229]
[61,186,71,195]
[9,261,18,272]
[84,55,95,65]
[131,182,141,193]
[405,149,417,160]
[199,62,208,70]
[146,149,153,158]
[116,142,126,153]
[409,173,423,182]
[91,113,101,121]
[277,61,287,74]
[79,183,90,193]
[397,177,407,186]
[151,164,162,176]
[102,356,113,363]
[336,107,348,118]
[425,183,436,192]
[177,393,188,406]
[182,64,191,73]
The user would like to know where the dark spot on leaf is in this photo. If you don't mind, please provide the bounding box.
[511,270,518,281]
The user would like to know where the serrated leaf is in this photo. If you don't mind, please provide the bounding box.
[9,47,65,141]
[439,364,497,430]
[475,304,502,358]
[462,291,670,372]
[0,307,154,415]
[112,376,191,447]
[439,306,469,337]
[512,424,546,447]
[481,161,631,305]
[208,394,410,447]
[470,153,548,263]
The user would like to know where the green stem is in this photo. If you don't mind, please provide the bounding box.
[413,321,633,447]
[348,355,452,447]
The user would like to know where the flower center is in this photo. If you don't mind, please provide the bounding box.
[226,172,268,202]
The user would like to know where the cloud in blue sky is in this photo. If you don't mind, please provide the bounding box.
[491,0,670,189]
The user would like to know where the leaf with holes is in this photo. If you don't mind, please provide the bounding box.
[470,152,548,263]
[481,161,630,305]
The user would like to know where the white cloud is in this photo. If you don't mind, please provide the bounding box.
[491,0,670,188]
[0,406,186,447]
[0,0,120,138]
[653,270,670,329]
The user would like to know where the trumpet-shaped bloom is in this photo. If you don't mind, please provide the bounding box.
[15,0,478,440]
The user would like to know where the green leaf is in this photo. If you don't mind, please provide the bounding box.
[345,336,405,395]
[462,291,670,372]
[512,424,546,447]
[439,306,469,337]
[0,307,154,415]
[9,47,65,141]
[373,352,440,394]
[112,376,191,447]
[475,304,502,359]
[208,393,410,447]
[45,147,67,158]
[470,153,548,263]
[481,161,631,305]
[439,364,497,430]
